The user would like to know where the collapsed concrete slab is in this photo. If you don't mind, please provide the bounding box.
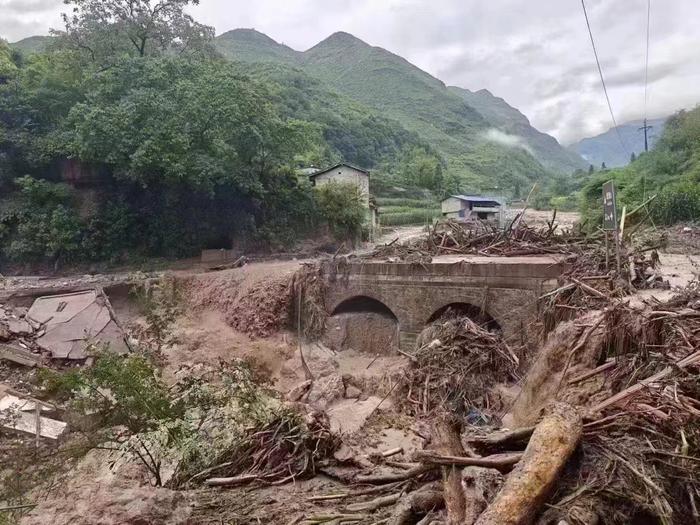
[26,290,128,360]
[0,386,66,439]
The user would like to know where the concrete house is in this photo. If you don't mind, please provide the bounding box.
[441,195,506,227]
[309,163,377,233]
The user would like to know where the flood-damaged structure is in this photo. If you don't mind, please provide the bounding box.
[2,218,699,525]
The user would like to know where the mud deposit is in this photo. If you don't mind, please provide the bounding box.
[324,311,399,355]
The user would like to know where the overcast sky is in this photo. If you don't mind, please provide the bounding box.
[1,0,698,144]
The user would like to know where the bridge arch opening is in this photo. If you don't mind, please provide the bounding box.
[331,296,398,320]
[427,302,500,332]
[326,296,399,355]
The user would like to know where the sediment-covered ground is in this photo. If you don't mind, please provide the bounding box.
[1,219,699,525]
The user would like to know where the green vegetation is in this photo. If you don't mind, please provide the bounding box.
[0,1,323,267]
[215,29,584,196]
[2,4,601,267]
[43,348,292,487]
[313,182,366,242]
[242,63,438,172]
[579,107,700,228]
[380,208,441,226]
[376,194,441,227]
[374,197,438,208]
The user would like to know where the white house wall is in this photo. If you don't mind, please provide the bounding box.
[313,166,370,208]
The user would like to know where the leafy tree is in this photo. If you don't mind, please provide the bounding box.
[314,182,365,243]
[588,164,595,175]
[55,0,215,63]
[0,39,18,82]
[63,58,308,192]
[601,161,607,170]
[1,176,83,266]
[398,146,443,190]
[630,151,637,163]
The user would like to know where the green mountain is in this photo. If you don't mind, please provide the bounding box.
[449,87,587,173]
[570,117,667,169]
[240,61,433,170]
[215,29,585,194]
[216,29,299,64]
[10,35,52,55]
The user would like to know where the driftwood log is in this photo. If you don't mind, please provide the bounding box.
[433,416,467,524]
[474,403,582,525]
[412,451,523,473]
[388,482,444,525]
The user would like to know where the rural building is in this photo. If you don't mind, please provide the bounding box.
[309,163,370,208]
[441,195,506,227]
[309,163,377,233]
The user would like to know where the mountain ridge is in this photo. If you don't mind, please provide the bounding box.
[215,29,586,190]
[569,117,667,168]
[9,29,588,193]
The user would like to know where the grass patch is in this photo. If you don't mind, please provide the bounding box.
[376,197,439,209]
[381,209,441,226]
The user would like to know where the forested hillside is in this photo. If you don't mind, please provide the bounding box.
[449,87,586,174]
[580,107,700,227]
[1,4,453,268]
[215,29,586,195]
[0,8,315,268]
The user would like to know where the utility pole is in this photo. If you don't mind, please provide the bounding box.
[638,118,653,152]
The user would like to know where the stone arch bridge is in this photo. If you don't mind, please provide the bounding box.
[322,255,569,350]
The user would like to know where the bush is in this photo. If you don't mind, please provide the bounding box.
[1,176,84,265]
[313,182,366,242]
[653,181,700,224]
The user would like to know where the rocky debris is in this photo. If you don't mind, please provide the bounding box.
[307,374,345,407]
[286,379,313,401]
[344,384,362,399]
[8,317,32,336]
[0,384,66,440]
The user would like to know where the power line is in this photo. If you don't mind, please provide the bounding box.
[580,0,628,155]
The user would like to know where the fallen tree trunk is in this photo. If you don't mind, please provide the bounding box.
[468,427,534,454]
[412,451,523,473]
[474,403,583,525]
[589,349,700,414]
[463,467,504,525]
[433,416,467,524]
[353,464,435,484]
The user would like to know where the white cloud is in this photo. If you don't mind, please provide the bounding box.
[1,0,697,143]
[482,129,534,155]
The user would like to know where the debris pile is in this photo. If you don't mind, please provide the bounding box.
[226,277,294,337]
[396,316,519,418]
[371,218,585,258]
[300,284,700,524]
[0,384,66,440]
[201,411,338,488]
[371,219,664,291]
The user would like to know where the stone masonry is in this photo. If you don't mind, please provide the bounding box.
[323,255,570,350]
